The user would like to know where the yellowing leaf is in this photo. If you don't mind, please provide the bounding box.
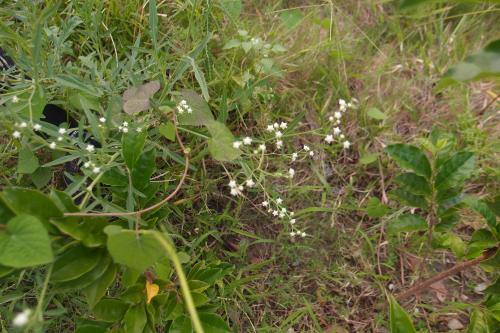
[145,280,159,304]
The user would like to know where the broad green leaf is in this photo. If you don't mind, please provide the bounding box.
[9,88,47,121]
[390,188,428,209]
[31,168,52,189]
[83,263,118,308]
[462,197,497,232]
[394,173,431,196]
[55,255,111,290]
[104,226,163,272]
[0,215,53,268]
[50,217,107,247]
[154,257,172,280]
[122,267,142,288]
[122,130,147,170]
[188,280,210,293]
[16,148,38,176]
[49,190,79,213]
[200,313,232,333]
[441,233,466,258]
[467,229,497,259]
[366,197,388,218]
[158,121,176,141]
[388,295,417,333]
[218,0,242,21]
[123,304,147,333]
[466,309,490,333]
[487,195,500,217]
[191,292,210,307]
[100,167,128,187]
[170,315,193,333]
[74,326,107,333]
[280,9,303,30]
[435,152,475,189]
[53,74,102,97]
[131,149,156,192]
[68,91,101,111]
[51,245,102,282]
[177,89,214,126]
[0,199,14,222]
[206,121,241,162]
[387,214,427,234]
[485,277,500,296]
[223,39,241,50]
[92,298,129,322]
[386,144,431,179]
[359,152,378,165]
[367,107,387,120]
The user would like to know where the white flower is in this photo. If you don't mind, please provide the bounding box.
[272,210,279,216]
[333,127,341,135]
[57,136,63,142]
[276,197,283,204]
[339,99,346,107]
[290,211,295,216]
[325,135,334,144]
[279,122,287,129]
[281,208,287,213]
[180,99,187,106]
[339,134,345,139]
[12,95,19,103]
[290,219,296,225]
[233,141,242,149]
[99,117,106,123]
[276,140,283,148]
[92,166,101,174]
[279,212,285,218]
[290,231,296,237]
[243,137,253,145]
[275,131,282,139]
[122,121,128,127]
[347,102,353,108]
[230,188,239,196]
[33,123,41,131]
[228,180,237,188]
[273,122,279,129]
[58,128,66,134]
[336,119,341,125]
[343,141,351,149]
[177,106,184,114]
[262,201,269,207]
[245,179,255,187]
[303,145,310,151]
[122,127,129,133]
[328,116,334,122]
[309,151,314,157]
[258,144,266,152]
[289,168,295,177]
[49,142,56,149]
[19,121,27,128]
[136,127,142,133]
[13,309,31,327]
[291,152,298,161]
[86,144,95,152]
[83,162,91,168]
[12,131,21,139]
[334,111,342,119]
[238,185,244,191]
[187,107,193,114]
[300,231,307,237]
[266,125,275,132]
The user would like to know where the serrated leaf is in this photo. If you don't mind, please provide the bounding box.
[367,107,387,120]
[366,197,388,218]
[386,144,431,179]
[177,89,214,126]
[390,188,428,209]
[388,295,417,333]
[17,147,39,174]
[435,152,475,189]
[387,214,427,234]
[206,121,241,162]
[394,173,431,196]
[0,215,53,268]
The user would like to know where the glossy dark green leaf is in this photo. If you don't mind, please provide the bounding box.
[206,120,241,162]
[51,245,102,282]
[386,144,431,178]
[387,214,427,234]
[92,298,129,322]
[200,313,232,333]
[17,148,39,174]
[388,295,417,333]
[170,315,193,333]
[104,226,163,272]
[394,173,431,196]
[123,304,147,333]
[177,89,214,126]
[435,152,475,189]
[55,255,110,290]
[83,263,118,308]
[122,130,147,170]
[366,197,388,218]
[390,188,428,209]
[0,215,53,268]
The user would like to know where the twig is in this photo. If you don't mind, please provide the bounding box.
[396,247,498,300]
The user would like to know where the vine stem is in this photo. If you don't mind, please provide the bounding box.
[150,232,204,333]
[396,247,498,301]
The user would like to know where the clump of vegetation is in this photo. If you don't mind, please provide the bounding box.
[0,0,498,332]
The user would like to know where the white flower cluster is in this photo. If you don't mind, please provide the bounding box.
[118,121,129,133]
[176,99,192,114]
[262,198,306,238]
[324,98,355,149]
[83,161,101,174]
[12,121,43,140]
[266,121,287,149]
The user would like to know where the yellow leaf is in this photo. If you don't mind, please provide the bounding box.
[145,280,159,304]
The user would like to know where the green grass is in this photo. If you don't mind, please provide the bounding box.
[1,0,499,332]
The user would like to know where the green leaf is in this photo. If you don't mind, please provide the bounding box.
[386,144,431,179]
[191,292,210,307]
[17,148,39,174]
[388,295,417,333]
[218,0,242,21]
[31,168,53,189]
[435,152,475,189]
[54,74,102,97]
[441,233,466,258]
[199,313,232,333]
[177,89,214,126]
[83,263,118,308]
[462,197,497,233]
[124,304,147,333]
[12,88,47,121]
[466,309,490,333]
[0,215,53,268]
[394,173,431,196]
[206,120,241,162]
[223,39,241,50]
[387,214,427,234]
[50,217,107,247]
[149,0,158,50]
[390,188,428,209]
[122,130,147,170]
[400,0,498,9]
[104,226,163,272]
[68,91,101,111]
[158,121,176,141]
[74,325,107,333]
[359,152,378,165]
[51,245,102,282]
[92,298,129,322]
[55,255,111,290]
[189,58,210,101]
[280,9,303,30]
[188,280,210,293]
[366,197,388,218]
[366,107,387,120]
[132,149,156,192]
[170,315,193,333]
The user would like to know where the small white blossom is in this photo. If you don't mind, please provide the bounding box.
[83,162,91,168]
[336,119,341,125]
[19,121,27,128]
[279,122,287,129]
[272,210,279,216]
[49,142,56,149]
[12,95,19,103]
[238,185,244,191]
[309,151,314,157]
[92,166,101,174]
[328,116,334,122]
[136,127,142,133]
[343,141,351,149]
[86,144,95,152]
[290,231,296,237]
[339,99,346,107]
[262,201,269,207]
[291,152,298,161]
[325,134,334,144]
[258,144,266,152]
[347,102,353,108]
[245,179,255,187]
[275,131,283,139]
[243,137,253,145]
[122,121,128,127]
[122,127,129,133]
[276,140,283,148]
[58,128,66,134]
[334,111,342,119]
[266,125,275,132]
[339,134,345,139]
[177,106,184,114]
[279,212,285,218]
[276,197,283,205]
[333,127,341,135]
[12,309,31,327]
[273,122,279,129]
[228,180,237,188]
[99,117,106,123]
[290,211,295,216]
[290,219,296,225]
[300,231,307,238]
[33,123,41,131]
[289,168,295,178]
[57,136,63,142]
[12,131,21,139]
[233,141,242,149]
[230,188,239,196]
[303,145,310,152]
